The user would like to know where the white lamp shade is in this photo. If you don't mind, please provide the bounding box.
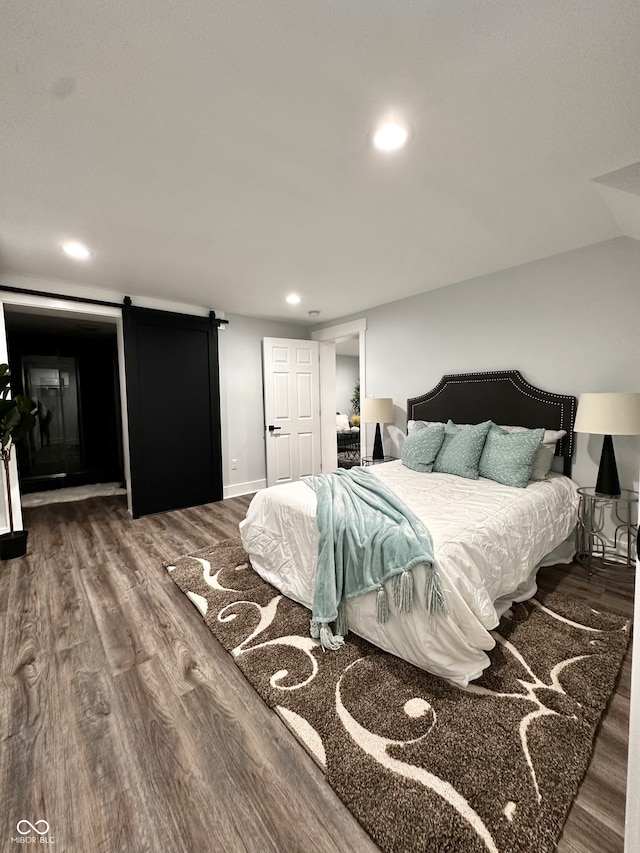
[361,397,395,424]
[574,392,640,435]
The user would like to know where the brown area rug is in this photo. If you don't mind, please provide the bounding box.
[166,539,630,853]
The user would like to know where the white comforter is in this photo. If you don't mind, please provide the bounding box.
[239,461,579,685]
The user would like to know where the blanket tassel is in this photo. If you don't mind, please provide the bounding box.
[425,566,447,616]
[392,571,414,613]
[399,570,413,613]
[311,618,345,650]
[319,622,345,651]
[335,600,349,637]
[376,585,389,624]
[392,574,402,609]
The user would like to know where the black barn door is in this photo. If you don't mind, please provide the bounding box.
[123,305,223,517]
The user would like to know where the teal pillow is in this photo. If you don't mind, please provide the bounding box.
[433,420,492,479]
[479,425,544,488]
[401,422,445,473]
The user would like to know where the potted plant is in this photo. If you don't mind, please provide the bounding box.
[350,382,361,426]
[0,364,36,559]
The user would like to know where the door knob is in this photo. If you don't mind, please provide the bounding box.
[268,425,281,432]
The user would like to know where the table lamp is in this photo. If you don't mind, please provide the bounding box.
[574,392,640,497]
[361,397,395,461]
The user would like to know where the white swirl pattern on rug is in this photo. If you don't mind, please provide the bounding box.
[336,656,500,853]
[168,550,627,853]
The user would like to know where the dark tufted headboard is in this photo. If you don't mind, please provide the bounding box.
[406,370,576,476]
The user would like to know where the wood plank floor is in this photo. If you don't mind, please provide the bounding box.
[0,494,633,852]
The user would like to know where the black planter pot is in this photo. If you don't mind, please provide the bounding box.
[0,530,29,560]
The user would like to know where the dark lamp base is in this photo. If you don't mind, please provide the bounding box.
[595,435,620,498]
[372,423,384,460]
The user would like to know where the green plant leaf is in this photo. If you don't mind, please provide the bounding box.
[0,368,37,449]
[0,364,11,399]
[0,399,15,420]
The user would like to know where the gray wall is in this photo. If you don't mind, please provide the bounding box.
[336,355,359,416]
[315,236,640,490]
[219,313,309,496]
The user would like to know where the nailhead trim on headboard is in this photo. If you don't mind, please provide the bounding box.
[406,370,576,474]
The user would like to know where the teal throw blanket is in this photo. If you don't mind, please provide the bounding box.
[303,466,445,651]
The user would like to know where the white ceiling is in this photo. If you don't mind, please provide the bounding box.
[1,1,639,324]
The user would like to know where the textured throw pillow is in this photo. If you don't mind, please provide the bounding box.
[479,425,545,488]
[433,420,492,479]
[401,422,445,473]
[336,414,350,433]
[499,426,567,480]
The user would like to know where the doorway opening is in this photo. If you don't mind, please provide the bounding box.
[335,337,361,468]
[312,318,366,474]
[23,354,83,479]
[4,307,124,496]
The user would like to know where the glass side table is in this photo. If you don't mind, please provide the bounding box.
[576,487,638,576]
[361,456,398,466]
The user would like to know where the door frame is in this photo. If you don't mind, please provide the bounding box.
[625,462,640,850]
[0,292,132,527]
[312,318,367,471]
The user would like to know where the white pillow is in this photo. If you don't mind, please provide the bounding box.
[407,419,444,432]
[336,414,351,433]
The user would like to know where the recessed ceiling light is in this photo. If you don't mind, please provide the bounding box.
[62,240,91,260]
[286,294,302,305]
[372,121,410,152]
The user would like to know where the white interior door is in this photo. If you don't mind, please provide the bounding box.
[262,338,321,487]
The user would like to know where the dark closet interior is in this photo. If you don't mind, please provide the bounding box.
[5,311,124,494]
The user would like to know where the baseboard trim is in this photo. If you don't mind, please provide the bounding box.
[223,479,266,499]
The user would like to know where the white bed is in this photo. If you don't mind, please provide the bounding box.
[240,462,579,685]
[240,370,580,685]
